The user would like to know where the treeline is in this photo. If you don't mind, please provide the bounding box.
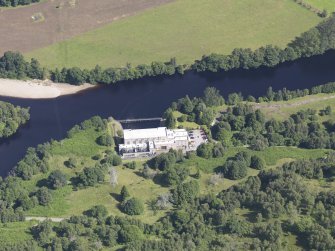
[256,81,335,103]
[193,14,335,72]
[0,101,30,139]
[50,59,185,85]
[293,0,328,17]
[0,51,45,79]
[2,15,335,86]
[0,0,39,7]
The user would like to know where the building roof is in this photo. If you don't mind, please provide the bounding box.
[124,127,167,140]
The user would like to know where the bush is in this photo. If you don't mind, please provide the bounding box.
[112,155,122,166]
[121,198,144,215]
[124,161,136,170]
[65,157,77,168]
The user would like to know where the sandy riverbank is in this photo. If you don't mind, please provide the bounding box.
[0,78,95,99]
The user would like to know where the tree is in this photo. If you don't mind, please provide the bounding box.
[222,160,248,180]
[250,155,265,170]
[86,205,108,221]
[197,143,213,159]
[121,198,144,215]
[120,186,130,202]
[97,134,114,146]
[163,165,189,186]
[36,187,53,206]
[78,167,105,186]
[180,95,194,114]
[164,109,176,129]
[203,87,224,107]
[48,170,67,189]
[172,180,199,206]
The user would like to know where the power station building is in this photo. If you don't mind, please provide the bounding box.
[119,127,190,158]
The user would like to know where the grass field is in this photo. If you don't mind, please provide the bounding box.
[303,0,335,12]
[0,221,36,246]
[253,93,335,120]
[25,0,321,69]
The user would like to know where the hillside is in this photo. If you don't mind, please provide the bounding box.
[25,0,321,69]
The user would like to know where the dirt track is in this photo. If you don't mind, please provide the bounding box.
[0,0,173,55]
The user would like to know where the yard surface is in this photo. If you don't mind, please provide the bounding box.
[25,0,321,69]
[0,0,172,56]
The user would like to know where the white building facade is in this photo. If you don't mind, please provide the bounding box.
[119,127,189,158]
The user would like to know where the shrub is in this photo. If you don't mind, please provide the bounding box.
[125,161,136,170]
[65,157,77,168]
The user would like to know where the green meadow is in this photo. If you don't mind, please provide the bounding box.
[25,0,320,69]
[303,0,335,12]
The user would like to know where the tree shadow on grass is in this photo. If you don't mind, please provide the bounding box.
[110,192,121,202]
[36,178,48,188]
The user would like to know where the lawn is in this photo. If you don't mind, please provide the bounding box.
[303,0,335,12]
[25,0,320,69]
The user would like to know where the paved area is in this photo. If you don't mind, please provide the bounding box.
[26,216,66,222]
[188,129,208,151]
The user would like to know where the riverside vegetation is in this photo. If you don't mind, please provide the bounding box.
[0,100,29,139]
[1,14,335,85]
[1,83,335,250]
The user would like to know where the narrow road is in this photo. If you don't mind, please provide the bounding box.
[25,216,66,222]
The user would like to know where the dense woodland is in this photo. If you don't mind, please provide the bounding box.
[0,101,30,139]
[1,14,335,85]
[0,0,39,7]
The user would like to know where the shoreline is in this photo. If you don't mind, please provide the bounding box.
[0,78,96,99]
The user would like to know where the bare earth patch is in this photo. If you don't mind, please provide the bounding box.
[0,0,173,55]
[0,78,95,99]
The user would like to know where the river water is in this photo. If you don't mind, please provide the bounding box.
[0,51,335,176]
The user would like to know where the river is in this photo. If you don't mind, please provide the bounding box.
[0,50,335,176]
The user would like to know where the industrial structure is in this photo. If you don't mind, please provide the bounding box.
[118,127,206,158]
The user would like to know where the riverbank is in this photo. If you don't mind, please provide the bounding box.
[0,79,95,99]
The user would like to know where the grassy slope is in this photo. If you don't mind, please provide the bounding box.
[303,0,335,12]
[25,0,320,69]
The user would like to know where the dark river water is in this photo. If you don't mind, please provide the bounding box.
[1,51,335,176]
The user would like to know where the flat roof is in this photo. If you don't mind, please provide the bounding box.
[124,127,167,140]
